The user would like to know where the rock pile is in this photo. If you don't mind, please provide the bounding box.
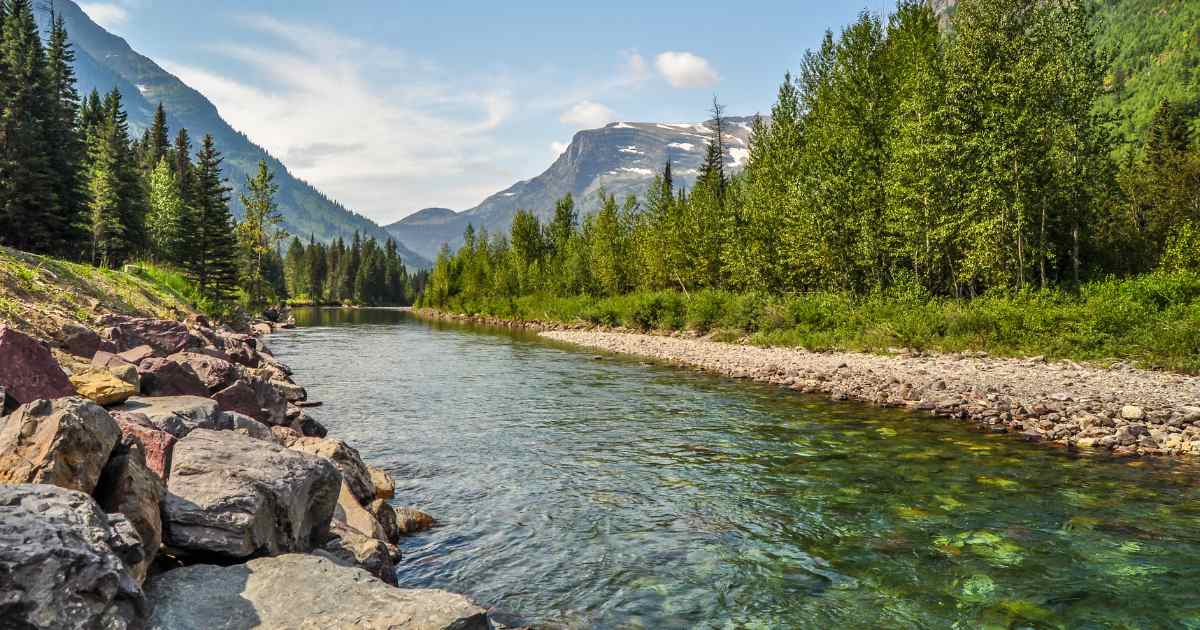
[0,315,477,629]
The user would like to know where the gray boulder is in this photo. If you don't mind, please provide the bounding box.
[115,396,222,438]
[97,315,193,356]
[168,351,243,393]
[0,397,121,493]
[95,442,165,584]
[319,520,398,584]
[215,410,274,441]
[212,376,286,426]
[162,429,340,560]
[0,484,144,629]
[144,554,490,630]
[60,321,102,358]
[288,436,375,506]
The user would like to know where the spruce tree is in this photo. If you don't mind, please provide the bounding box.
[44,10,86,255]
[182,134,239,302]
[101,88,148,258]
[306,235,327,304]
[142,103,170,171]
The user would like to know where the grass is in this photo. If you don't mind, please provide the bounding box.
[432,272,1200,374]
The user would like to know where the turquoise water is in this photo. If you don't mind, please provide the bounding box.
[270,308,1200,629]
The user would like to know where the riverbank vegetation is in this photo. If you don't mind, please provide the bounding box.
[0,0,417,316]
[420,0,1200,372]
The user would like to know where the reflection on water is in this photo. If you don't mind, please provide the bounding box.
[270,308,1200,629]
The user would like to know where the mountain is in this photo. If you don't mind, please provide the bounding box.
[38,1,431,269]
[387,118,758,260]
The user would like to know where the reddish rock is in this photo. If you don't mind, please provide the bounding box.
[212,380,268,423]
[117,345,156,365]
[93,350,135,372]
[168,352,242,393]
[137,358,208,398]
[0,326,76,404]
[97,315,193,356]
[60,322,102,358]
[112,412,177,482]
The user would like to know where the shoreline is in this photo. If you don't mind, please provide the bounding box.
[413,308,1200,458]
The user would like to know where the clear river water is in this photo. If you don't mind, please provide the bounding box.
[269,308,1200,629]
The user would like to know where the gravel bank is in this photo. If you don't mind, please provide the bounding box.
[541,330,1200,458]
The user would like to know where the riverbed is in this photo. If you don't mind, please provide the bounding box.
[270,308,1200,629]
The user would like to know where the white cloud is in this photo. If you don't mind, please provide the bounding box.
[559,100,616,129]
[79,3,129,30]
[654,51,720,89]
[159,15,521,216]
[550,141,570,157]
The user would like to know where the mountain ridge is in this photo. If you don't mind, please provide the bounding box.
[41,1,431,268]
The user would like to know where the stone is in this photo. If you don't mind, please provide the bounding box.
[162,429,340,560]
[212,376,286,426]
[0,397,121,493]
[60,321,102,358]
[272,378,307,403]
[0,484,145,629]
[94,442,164,584]
[368,498,401,544]
[334,481,388,542]
[98,315,193,356]
[113,412,177,482]
[270,425,301,447]
[105,511,149,582]
[137,357,209,398]
[252,322,273,336]
[117,344,157,365]
[115,396,223,438]
[294,412,328,438]
[395,506,438,535]
[144,554,490,630]
[289,436,374,505]
[1121,405,1146,421]
[369,465,396,500]
[216,410,274,441]
[70,368,139,406]
[168,351,243,393]
[0,325,76,404]
[319,521,397,584]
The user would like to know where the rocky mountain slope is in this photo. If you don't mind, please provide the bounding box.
[39,1,430,268]
[388,117,758,260]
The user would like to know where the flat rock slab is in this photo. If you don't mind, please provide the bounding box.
[115,396,222,438]
[145,554,490,630]
[163,429,340,560]
[0,484,144,629]
[0,325,76,404]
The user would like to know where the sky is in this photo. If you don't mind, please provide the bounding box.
[78,1,878,224]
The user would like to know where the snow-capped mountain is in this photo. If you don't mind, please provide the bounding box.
[387,117,759,260]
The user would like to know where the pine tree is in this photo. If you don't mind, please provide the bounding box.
[235,160,283,308]
[173,128,193,205]
[181,134,239,302]
[0,0,56,252]
[284,236,308,299]
[142,103,170,172]
[86,121,124,267]
[306,235,327,304]
[101,88,148,258]
[44,9,86,255]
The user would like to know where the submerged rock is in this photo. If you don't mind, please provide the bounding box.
[0,325,76,404]
[144,554,489,630]
[0,397,120,493]
[0,484,145,629]
[162,429,340,560]
[395,506,438,535]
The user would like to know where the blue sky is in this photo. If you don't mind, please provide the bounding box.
[79,1,878,223]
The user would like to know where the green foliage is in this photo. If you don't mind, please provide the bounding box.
[235,160,285,308]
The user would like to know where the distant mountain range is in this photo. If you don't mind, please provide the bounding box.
[38,1,430,269]
[387,118,758,260]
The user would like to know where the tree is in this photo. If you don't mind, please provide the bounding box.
[236,160,284,308]
[141,103,170,172]
[43,9,86,255]
[100,88,148,259]
[284,236,308,299]
[145,157,184,263]
[306,236,327,304]
[181,135,239,302]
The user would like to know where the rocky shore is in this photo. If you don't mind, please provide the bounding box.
[0,312,491,629]
[539,330,1200,458]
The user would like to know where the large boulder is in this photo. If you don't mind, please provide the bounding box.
[368,498,401,544]
[92,351,140,385]
[70,368,139,406]
[289,436,374,505]
[0,325,76,404]
[293,412,328,438]
[320,521,398,584]
[215,410,274,441]
[272,379,307,403]
[112,412,177,482]
[0,397,120,493]
[137,358,209,398]
[0,484,145,629]
[114,396,222,438]
[369,465,397,500]
[94,443,164,584]
[167,352,242,393]
[60,321,103,358]
[162,429,340,560]
[144,554,490,630]
[98,315,193,356]
[212,376,286,426]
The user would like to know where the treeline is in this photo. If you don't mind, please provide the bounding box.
[281,233,420,306]
[0,0,416,310]
[423,0,1198,309]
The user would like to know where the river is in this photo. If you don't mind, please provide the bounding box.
[269,308,1200,629]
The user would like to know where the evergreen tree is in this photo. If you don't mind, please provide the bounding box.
[235,160,284,308]
[306,235,327,304]
[173,128,193,205]
[43,9,86,255]
[141,103,170,172]
[181,134,239,302]
[100,88,148,258]
[284,236,308,299]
